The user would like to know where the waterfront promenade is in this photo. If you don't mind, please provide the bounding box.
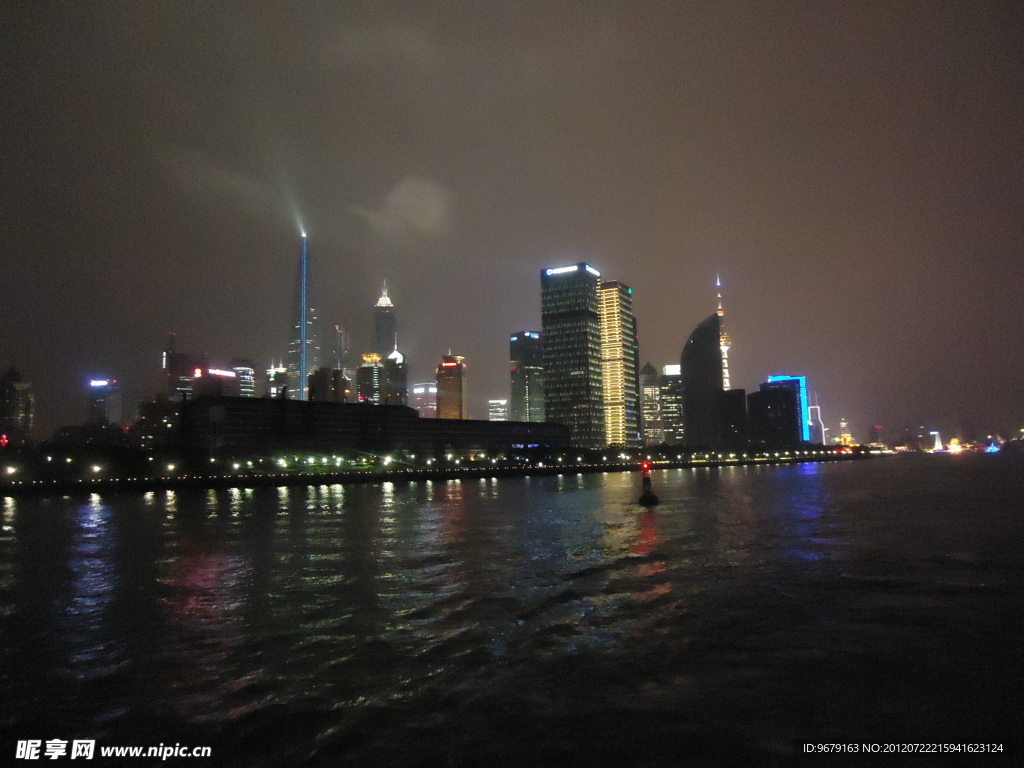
[0,448,863,497]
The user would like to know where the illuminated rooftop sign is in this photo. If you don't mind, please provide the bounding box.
[89,379,109,387]
[545,264,600,277]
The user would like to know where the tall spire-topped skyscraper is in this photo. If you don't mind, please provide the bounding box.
[286,232,320,400]
[373,281,397,356]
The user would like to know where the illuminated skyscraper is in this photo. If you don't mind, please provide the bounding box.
[436,355,468,419]
[382,349,408,406]
[837,418,854,446]
[410,382,438,417]
[88,378,122,425]
[373,282,397,356]
[640,363,663,446]
[356,354,384,404]
[231,359,257,398]
[510,331,545,422]
[192,367,242,398]
[540,263,604,448]
[266,362,287,398]
[488,399,509,421]
[598,281,640,447]
[659,364,684,444]
[286,233,320,400]
[764,375,811,442]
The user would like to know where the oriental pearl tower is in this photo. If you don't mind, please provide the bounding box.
[717,275,732,391]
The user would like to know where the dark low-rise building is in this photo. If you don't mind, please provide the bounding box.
[180,395,569,456]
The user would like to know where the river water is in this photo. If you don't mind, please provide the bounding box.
[2,455,1022,766]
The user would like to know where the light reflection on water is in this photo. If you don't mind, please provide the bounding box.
[2,457,1023,765]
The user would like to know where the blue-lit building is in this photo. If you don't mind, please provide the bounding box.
[541,263,605,448]
[763,375,810,442]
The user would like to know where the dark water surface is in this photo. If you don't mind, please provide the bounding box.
[2,455,1022,766]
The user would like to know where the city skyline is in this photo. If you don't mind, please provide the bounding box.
[3,3,1023,440]
[0,222,1014,446]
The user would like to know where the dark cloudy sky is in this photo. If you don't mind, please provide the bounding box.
[3,0,1023,441]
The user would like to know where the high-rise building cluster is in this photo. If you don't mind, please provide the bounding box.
[637,281,826,451]
[4,230,855,452]
[274,235,481,421]
[529,262,827,451]
[261,245,828,450]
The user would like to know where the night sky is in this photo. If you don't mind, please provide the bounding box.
[3,1,1023,441]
